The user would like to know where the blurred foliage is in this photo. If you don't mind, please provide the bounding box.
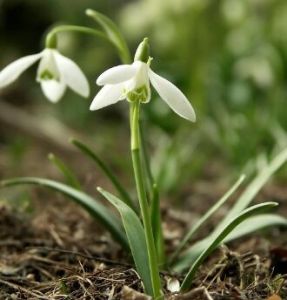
[1,0,287,195]
[119,0,287,188]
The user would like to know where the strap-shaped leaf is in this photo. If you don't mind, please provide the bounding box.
[173,148,287,273]
[1,177,128,249]
[217,148,287,231]
[150,183,165,265]
[224,214,287,240]
[71,138,136,211]
[169,175,245,264]
[140,121,154,198]
[48,153,82,190]
[85,9,131,64]
[97,187,153,296]
[180,202,278,291]
[173,213,287,272]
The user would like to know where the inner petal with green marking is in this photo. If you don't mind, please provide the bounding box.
[40,69,58,81]
[126,85,150,103]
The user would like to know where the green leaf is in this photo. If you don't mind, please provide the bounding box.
[48,153,82,190]
[140,121,154,198]
[224,214,287,241]
[97,187,153,296]
[173,213,287,272]
[169,175,245,265]
[85,9,131,64]
[150,183,165,265]
[1,177,128,249]
[180,202,278,291]
[173,148,287,273]
[217,148,287,231]
[71,139,136,211]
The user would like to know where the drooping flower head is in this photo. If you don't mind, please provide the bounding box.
[90,38,196,122]
[0,46,89,103]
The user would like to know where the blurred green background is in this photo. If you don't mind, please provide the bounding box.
[1,0,287,197]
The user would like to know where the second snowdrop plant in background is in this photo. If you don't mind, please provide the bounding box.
[0,48,89,102]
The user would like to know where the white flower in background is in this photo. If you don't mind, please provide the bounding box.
[0,48,90,102]
[90,39,196,122]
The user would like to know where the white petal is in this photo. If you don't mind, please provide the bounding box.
[54,51,90,97]
[0,53,42,88]
[149,70,196,122]
[96,64,137,86]
[40,79,66,103]
[90,83,124,110]
[125,61,150,92]
[37,49,59,81]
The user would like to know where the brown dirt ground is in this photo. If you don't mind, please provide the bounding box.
[0,183,287,300]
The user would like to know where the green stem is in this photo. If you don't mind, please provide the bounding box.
[151,183,166,266]
[130,101,162,298]
[140,121,154,198]
[45,25,110,48]
[140,121,165,266]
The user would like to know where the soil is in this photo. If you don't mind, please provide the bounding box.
[0,183,287,300]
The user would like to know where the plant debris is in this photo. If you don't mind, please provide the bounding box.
[0,184,287,299]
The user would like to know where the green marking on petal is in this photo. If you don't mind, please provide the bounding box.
[40,70,59,81]
[127,85,150,103]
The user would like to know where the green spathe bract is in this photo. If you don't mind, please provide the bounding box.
[134,38,150,63]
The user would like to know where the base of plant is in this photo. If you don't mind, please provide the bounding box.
[0,191,287,300]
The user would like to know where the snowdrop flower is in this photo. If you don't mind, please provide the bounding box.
[90,38,196,122]
[0,48,89,102]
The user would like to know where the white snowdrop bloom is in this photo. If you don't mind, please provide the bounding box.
[90,39,196,122]
[0,48,90,103]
